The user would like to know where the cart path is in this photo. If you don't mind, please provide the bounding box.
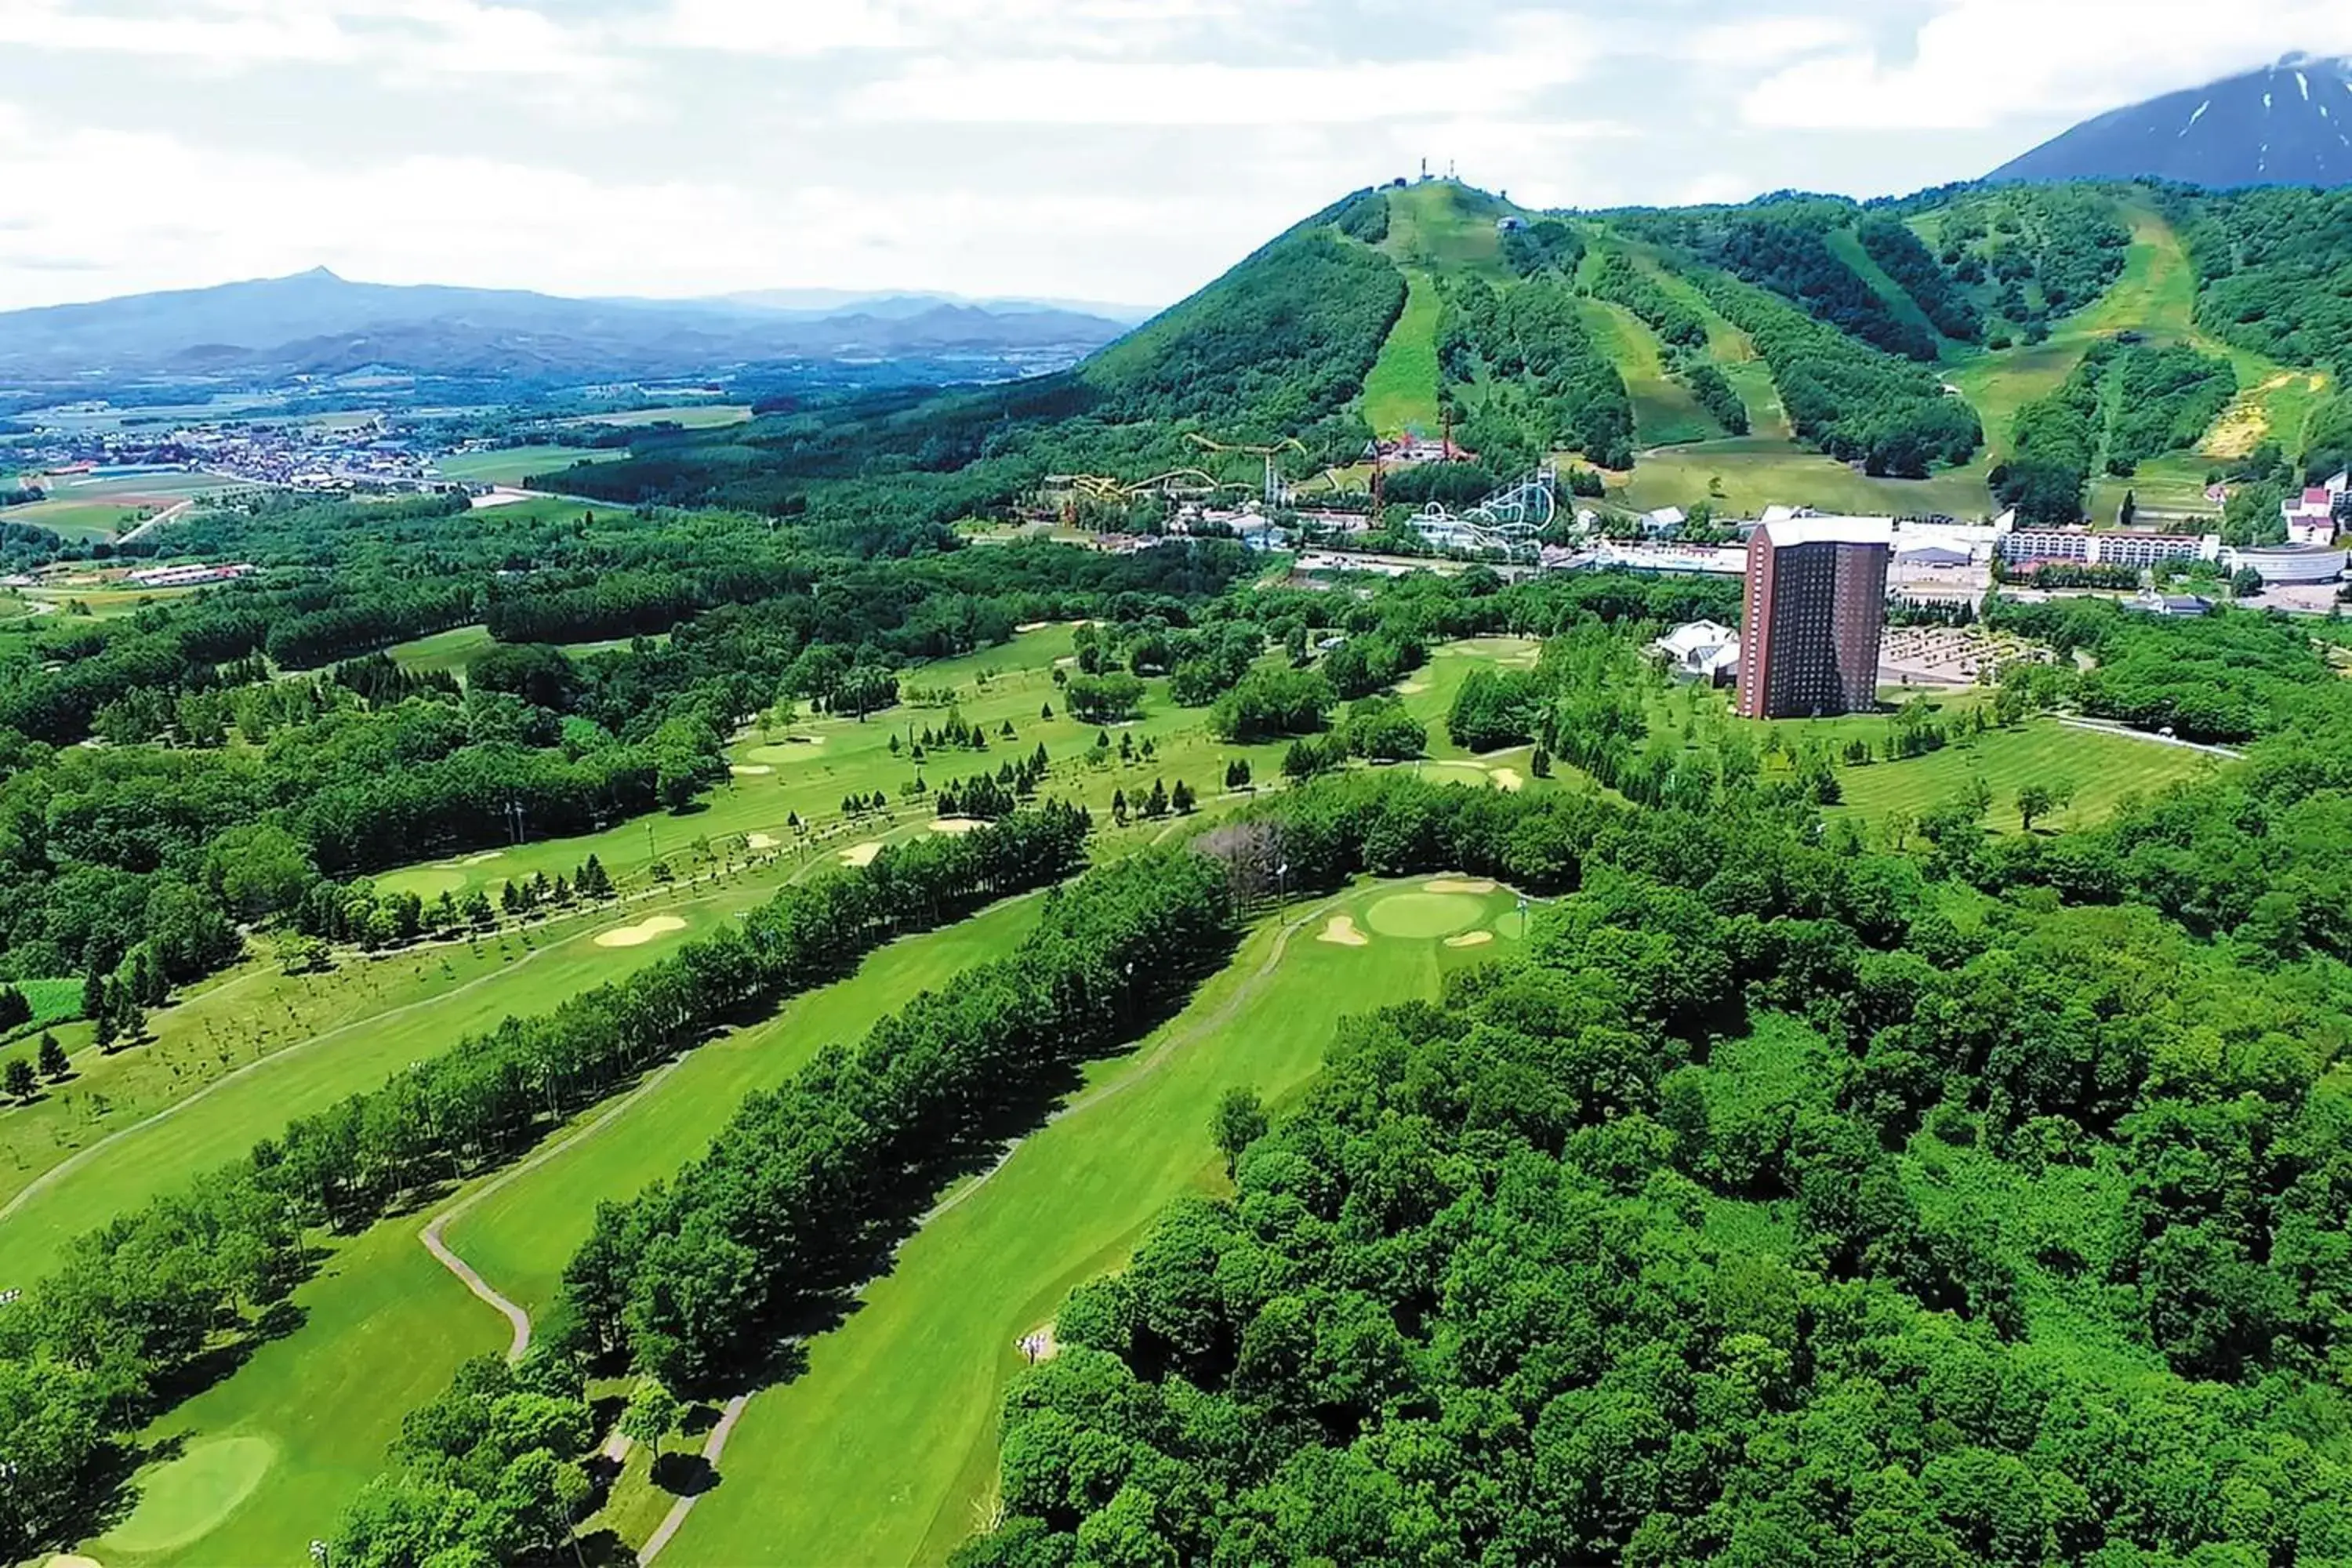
[420,1060,684,1362]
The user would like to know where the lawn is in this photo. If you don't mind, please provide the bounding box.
[661,877,1531,1568]
[79,897,1059,1567]
[1360,269,1443,438]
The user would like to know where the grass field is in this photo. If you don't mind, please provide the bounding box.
[1381,181,1514,281]
[561,404,753,430]
[0,866,815,1283]
[82,898,1054,1567]
[1823,226,1949,357]
[662,877,1530,1568]
[432,446,626,488]
[1613,436,1992,520]
[1582,296,1722,448]
[1361,269,1443,438]
[1825,720,2220,828]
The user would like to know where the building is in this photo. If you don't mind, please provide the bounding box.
[2281,473,2350,543]
[1652,620,1741,686]
[2125,590,2213,618]
[1996,525,2218,568]
[1735,517,1892,720]
[2219,543,2350,584]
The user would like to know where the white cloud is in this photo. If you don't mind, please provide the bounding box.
[1681,14,1860,68]
[650,0,910,56]
[1744,0,2352,130]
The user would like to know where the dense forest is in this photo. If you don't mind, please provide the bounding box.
[952,659,2352,1567]
[1438,276,1639,471]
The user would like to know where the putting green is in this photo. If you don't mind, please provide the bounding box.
[1417,762,1493,788]
[1365,892,1484,940]
[98,1434,275,1555]
[739,741,826,765]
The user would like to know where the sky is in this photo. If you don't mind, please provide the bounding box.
[2,0,2350,314]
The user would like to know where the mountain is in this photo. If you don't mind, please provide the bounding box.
[0,270,1134,383]
[1989,53,2352,187]
[716,289,1155,324]
[542,176,2352,530]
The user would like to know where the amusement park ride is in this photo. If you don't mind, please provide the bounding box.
[1046,435,1560,561]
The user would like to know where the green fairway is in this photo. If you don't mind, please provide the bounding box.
[0,866,806,1283]
[385,622,495,676]
[1361,269,1443,438]
[1824,720,2220,828]
[661,877,1527,1568]
[78,896,1058,1567]
[445,896,1048,1314]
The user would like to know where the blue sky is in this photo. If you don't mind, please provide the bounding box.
[0,0,2347,311]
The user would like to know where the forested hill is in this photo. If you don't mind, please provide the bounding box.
[546,176,2351,527]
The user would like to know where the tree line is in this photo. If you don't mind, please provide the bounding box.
[0,807,1090,1559]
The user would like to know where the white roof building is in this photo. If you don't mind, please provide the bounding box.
[1652,619,1741,682]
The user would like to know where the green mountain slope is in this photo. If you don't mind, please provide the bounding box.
[550,179,2349,528]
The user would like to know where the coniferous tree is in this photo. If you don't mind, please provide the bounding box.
[4,1057,34,1103]
[37,1031,67,1080]
[0,984,29,1033]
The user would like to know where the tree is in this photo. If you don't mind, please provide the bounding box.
[619,1382,684,1446]
[3,1056,34,1103]
[0,985,28,1033]
[94,989,118,1053]
[1212,1087,1269,1178]
[2015,782,2056,833]
[1171,780,1196,815]
[37,1032,67,1080]
[1225,758,1253,791]
[1112,789,1130,827]
[1145,779,1171,819]
[1530,744,1554,779]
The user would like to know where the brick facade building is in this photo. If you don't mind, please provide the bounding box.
[1735,518,1892,720]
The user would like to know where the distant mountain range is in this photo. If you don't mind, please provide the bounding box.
[1990,53,2352,187]
[0,270,1139,384]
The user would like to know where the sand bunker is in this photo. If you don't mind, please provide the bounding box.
[49,1557,105,1568]
[1016,621,1055,633]
[931,817,988,835]
[460,851,504,866]
[729,764,774,777]
[1318,915,1370,947]
[1016,1323,1061,1363]
[1396,681,1430,695]
[595,915,688,949]
[839,840,884,867]
[1446,931,1496,949]
[746,833,778,851]
[1489,768,1524,791]
[1425,879,1498,895]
